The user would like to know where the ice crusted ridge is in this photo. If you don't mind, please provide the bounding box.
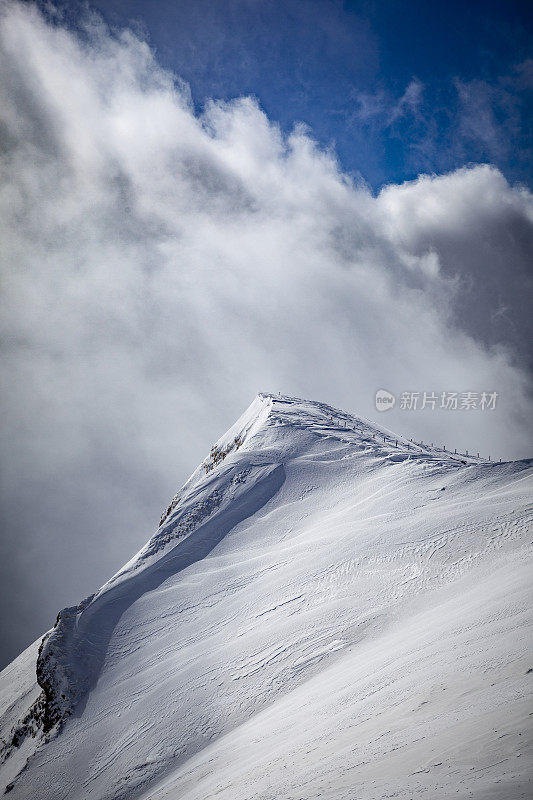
[30,393,287,741]
[36,595,96,731]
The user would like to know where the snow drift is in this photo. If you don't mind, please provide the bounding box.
[0,393,531,799]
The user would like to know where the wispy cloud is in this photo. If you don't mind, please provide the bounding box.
[350,60,532,184]
[454,61,532,167]
[0,1,532,665]
[354,77,424,127]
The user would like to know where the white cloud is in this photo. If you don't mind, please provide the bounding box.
[0,1,532,662]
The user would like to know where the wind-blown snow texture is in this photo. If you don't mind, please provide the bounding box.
[0,393,531,799]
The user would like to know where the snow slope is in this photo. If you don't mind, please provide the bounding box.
[0,393,531,799]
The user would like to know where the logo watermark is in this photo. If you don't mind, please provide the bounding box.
[375,389,396,411]
[375,390,498,412]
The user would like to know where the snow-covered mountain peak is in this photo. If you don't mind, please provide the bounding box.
[1,394,531,800]
[175,391,486,498]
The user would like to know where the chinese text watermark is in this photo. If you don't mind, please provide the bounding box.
[375,390,498,412]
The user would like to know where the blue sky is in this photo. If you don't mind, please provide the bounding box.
[78,0,532,188]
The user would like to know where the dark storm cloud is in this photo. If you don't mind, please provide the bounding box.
[0,1,532,668]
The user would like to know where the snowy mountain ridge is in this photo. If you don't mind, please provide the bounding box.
[0,393,531,799]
